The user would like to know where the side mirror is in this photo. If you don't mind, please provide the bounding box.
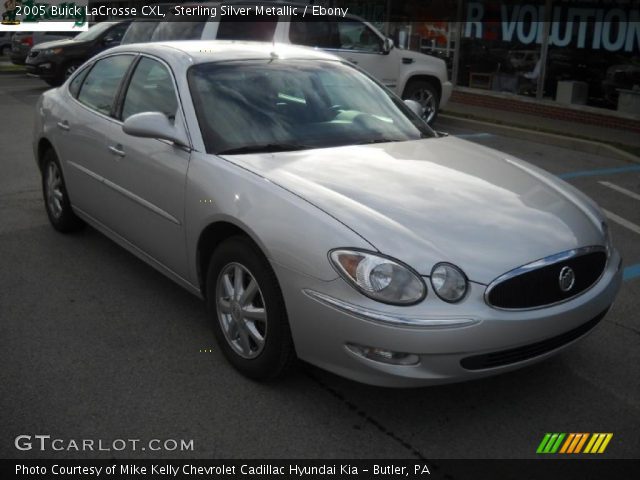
[403,99,424,118]
[383,37,394,54]
[122,112,189,147]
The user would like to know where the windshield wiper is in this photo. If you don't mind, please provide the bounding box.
[216,143,313,155]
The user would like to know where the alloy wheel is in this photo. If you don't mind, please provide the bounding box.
[411,88,437,124]
[215,262,268,359]
[45,161,64,219]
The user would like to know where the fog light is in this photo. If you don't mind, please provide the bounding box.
[346,343,419,365]
[40,63,52,69]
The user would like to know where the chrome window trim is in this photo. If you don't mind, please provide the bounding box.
[484,245,608,311]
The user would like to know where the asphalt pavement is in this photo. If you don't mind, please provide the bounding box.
[1,74,639,461]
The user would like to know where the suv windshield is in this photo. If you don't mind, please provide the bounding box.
[74,22,117,42]
[189,60,434,155]
[121,21,159,44]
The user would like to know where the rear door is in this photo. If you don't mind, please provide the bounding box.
[56,54,135,223]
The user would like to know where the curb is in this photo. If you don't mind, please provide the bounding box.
[437,113,640,165]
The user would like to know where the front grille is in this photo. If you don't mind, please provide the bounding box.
[486,250,607,309]
[460,308,609,370]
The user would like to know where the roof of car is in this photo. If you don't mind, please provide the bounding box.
[109,40,341,64]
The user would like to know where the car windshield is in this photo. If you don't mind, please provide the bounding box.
[188,60,435,155]
[74,22,117,41]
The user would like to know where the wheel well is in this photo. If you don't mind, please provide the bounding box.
[37,138,54,172]
[196,222,259,296]
[403,75,442,101]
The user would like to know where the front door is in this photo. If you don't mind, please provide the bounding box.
[98,56,190,278]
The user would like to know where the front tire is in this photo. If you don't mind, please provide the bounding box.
[402,79,440,124]
[41,149,84,232]
[206,236,295,380]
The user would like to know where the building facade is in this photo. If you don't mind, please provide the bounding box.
[90,0,640,123]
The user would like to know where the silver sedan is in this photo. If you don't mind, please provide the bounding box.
[33,41,622,387]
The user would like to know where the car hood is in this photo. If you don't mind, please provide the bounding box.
[32,38,86,51]
[221,137,605,284]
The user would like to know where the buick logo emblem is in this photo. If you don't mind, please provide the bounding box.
[558,266,575,292]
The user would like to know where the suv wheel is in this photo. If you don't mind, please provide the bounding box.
[403,79,440,124]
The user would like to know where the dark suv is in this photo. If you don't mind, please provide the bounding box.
[26,21,131,86]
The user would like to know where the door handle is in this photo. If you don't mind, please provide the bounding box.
[108,144,125,157]
[56,121,70,131]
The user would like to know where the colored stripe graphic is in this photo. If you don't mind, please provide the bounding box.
[597,434,613,453]
[536,433,552,453]
[539,433,613,454]
[584,433,614,454]
[574,433,589,453]
[559,433,575,453]
[537,433,565,453]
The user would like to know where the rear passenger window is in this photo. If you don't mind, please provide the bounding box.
[121,57,178,121]
[150,19,206,41]
[77,55,133,116]
[289,18,340,49]
[217,15,277,41]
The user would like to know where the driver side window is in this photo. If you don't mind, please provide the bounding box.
[121,57,178,121]
[338,21,383,53]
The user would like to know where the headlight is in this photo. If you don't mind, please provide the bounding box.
[42,48,63,56]
[329,249,426,305]
[430,262,468,303]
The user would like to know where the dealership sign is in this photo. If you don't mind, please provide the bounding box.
[464,2,640,52]
[1,0,88,31]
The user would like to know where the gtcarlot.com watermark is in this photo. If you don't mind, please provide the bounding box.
[15,435,194,452]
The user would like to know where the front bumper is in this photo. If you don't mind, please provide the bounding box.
[25,58,58,79]
[440,80,453,108]
[274,249,622,387]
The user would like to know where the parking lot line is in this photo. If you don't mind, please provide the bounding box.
[557,165,640,179]
[603,209,640,236]
[623,264,640,281]
[599,181,640,202]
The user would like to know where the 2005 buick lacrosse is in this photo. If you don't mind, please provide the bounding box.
[33,41,622,386]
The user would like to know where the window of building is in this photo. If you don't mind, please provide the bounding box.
[217,14,277,41]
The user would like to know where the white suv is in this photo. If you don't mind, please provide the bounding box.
[121,3,452,123]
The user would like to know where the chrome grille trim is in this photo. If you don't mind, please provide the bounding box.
[484,245,607,311]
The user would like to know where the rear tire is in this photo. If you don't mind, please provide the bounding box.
[41,149,84,233]
[402,79,440,124]
[206,236,296,380]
